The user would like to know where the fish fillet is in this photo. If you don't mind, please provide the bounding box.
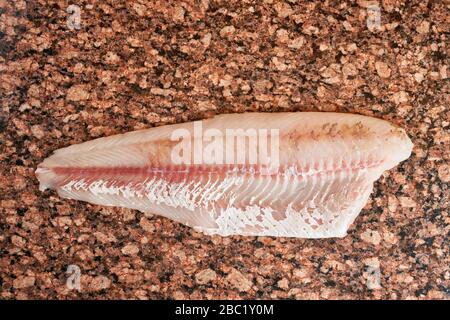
[36,112,413,238]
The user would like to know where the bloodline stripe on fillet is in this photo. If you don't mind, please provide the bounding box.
[48,159,385,179]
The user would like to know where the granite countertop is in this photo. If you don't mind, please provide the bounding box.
[0,0,448,299]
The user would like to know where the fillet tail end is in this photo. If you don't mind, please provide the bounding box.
[35,166,57,192]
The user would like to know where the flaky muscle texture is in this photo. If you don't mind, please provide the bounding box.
[36,112,413,238]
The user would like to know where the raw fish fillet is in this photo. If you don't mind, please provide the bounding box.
[36,112,413,238]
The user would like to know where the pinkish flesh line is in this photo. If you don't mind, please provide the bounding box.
[50,159,384,187]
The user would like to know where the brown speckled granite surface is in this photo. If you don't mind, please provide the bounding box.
[0,0,449,300]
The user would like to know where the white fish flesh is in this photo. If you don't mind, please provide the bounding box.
[36,112,413,238]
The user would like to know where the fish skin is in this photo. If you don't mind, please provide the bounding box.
[36,112,413,238]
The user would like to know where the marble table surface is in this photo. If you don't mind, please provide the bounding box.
[0,0,448,299]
